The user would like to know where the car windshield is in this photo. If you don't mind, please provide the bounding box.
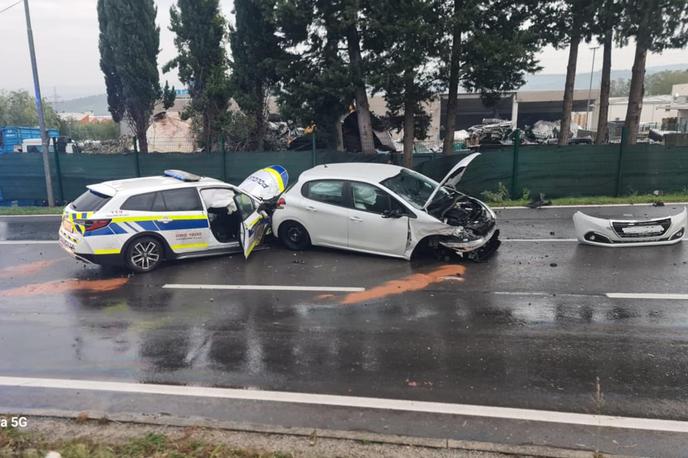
[381,169,452,210]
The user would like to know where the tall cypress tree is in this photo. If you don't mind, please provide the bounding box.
[164,0,231,150]
[619,0,688,144]
[229,0,284,151]
[544,0,596,145]
[97,0,161,153]
[273,0,353,151]
[365,0,446,167]
[593,0,622,144]
[441,0,542,154]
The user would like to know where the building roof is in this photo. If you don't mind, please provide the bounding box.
[515,89,600,103]
[609,95,674,106]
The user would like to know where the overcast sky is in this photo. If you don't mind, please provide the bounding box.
[1,0,687,100]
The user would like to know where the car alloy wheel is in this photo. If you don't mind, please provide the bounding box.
[126,236,162,272]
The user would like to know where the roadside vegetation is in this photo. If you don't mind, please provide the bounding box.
[0,427,291,458]
[0,206,64,215]
[486,193,688,207]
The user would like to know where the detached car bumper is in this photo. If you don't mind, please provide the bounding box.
[573,208,687,247]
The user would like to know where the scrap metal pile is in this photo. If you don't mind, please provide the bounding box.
[463,118,593,146]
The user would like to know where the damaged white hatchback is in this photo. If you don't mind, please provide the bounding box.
[573,208,687,247]
[271,153,500,261]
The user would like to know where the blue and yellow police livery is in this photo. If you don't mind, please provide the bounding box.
[59,167,288,272]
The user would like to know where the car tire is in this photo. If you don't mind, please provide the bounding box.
[279,221,311,251]
[124,236,163,273]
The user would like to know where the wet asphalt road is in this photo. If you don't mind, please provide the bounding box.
[2,205,688,455]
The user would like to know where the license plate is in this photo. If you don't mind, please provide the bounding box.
[59,235,75,252]
[621,224,664,235]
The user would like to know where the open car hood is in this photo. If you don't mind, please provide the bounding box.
[423,153,480,210]
[238,165,289,201]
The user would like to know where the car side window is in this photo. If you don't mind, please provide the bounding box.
[121,192,157,211]
[303,180,346,206]
[351,182,395,214]
[160,188,203,212]
[234,192,255,218]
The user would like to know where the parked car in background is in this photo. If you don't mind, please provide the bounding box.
[272,153,500,261]
[59,166,288,272]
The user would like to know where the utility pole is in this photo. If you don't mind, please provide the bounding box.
[23,0,54,206]
[586,46,600,131]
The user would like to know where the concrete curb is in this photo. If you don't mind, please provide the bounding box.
[2,407,635,458]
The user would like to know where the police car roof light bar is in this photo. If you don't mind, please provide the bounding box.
[164,169,201,182]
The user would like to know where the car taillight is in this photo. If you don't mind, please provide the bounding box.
[77,219,111,232]
[276,197,286,209]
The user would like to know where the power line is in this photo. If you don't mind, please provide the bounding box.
[0,0,21,15]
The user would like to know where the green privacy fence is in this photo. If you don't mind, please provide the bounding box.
[0,149,392,203]
[1,143,688,203]
[416,143,688,199]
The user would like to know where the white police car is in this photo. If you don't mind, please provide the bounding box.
[59,166,289,272]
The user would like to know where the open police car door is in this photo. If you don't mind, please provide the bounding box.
[237,165,289,258]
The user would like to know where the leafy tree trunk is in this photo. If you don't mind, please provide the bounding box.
[403,73,415,168]
[346,25,376,155]
[204,112,212,151]
[595,31,612,144]
[442,1,462,155]
[625,37,648,144]
[255,81,266,151]
[135,123,148,153]
[559,32,581,145]
[335,114,345,152]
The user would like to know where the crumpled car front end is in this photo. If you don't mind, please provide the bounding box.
[410,194,500,261]
[573,207,687,247]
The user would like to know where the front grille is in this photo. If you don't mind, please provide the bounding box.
[612,218,671,238]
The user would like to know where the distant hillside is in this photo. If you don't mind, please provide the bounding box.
[522,63,688,91]
[49,63,688,113]
[51,94,109,116]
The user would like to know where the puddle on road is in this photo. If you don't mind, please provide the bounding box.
[0,277,129,297]
[338,264,466,305]
[0,259,62,279]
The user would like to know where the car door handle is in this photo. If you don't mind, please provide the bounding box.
[350,216,363,222]
[306,206,317,212]
[157,217,172,223]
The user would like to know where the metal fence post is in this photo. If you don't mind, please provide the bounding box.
[510,130,521,198]
[52,142,64,203]
[615,127,626,197]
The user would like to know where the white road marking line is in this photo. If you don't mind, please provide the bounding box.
[494,291,600,298]
[607,293,688,300]
[0,240,57,245]
[163,284,365,292]
[1,375,688,433]
[503,238,577,242]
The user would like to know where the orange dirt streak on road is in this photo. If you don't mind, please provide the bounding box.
[0,259,61,279]
[0,277,129,297]
[340,264,465,305]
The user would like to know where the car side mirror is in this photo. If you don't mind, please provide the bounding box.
[382,209,403,218]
